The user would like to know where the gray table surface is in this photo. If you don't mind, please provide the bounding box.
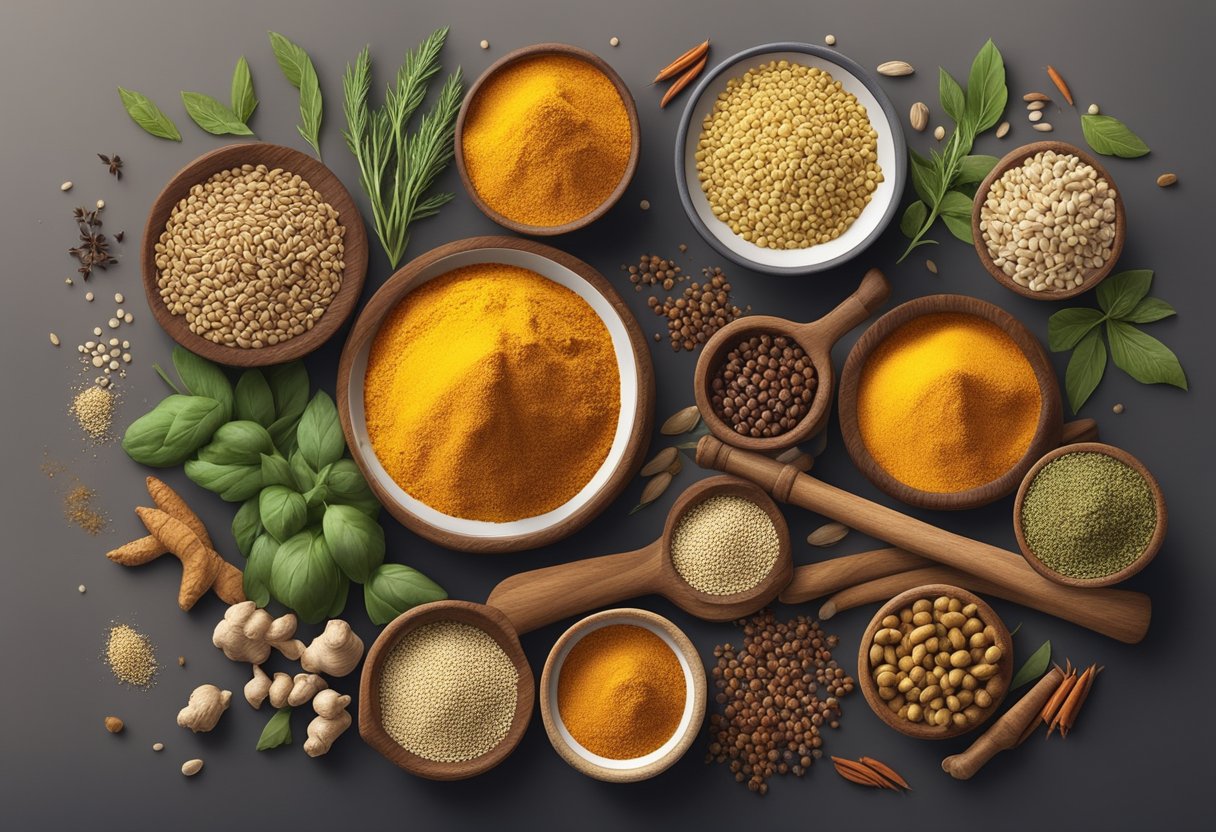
[2,0,1212,828]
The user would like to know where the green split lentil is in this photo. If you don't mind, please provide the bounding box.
[670,495,779,595]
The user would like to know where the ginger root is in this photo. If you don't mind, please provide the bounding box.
[304,689,352,757]
[245,665,271,709]
[288,673,328,707]
[177,684,232,733]
[300,620,365,678]
[268,672,293,710]
[213,602,304,664]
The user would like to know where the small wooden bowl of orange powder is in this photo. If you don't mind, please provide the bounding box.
[540,608,706,782]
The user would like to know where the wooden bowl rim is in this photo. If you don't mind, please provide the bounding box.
[856,584,1013,741]
[140,142,369,367]
[970,140,1126,302]
[335,235,655,553]
[454,42,641,236]
[357,599,535,780]
[837,294,1063,511]
[538,607,707,782]
[1013,441,1167,588]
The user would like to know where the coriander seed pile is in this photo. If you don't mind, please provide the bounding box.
[670,494,779,595]
[710,333,817,438]
[104,623,158,688]
[71,384,116,440]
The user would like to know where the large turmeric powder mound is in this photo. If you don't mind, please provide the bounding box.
[364,264,621,522]
[461,55,631,227]
[857,312,1041,493]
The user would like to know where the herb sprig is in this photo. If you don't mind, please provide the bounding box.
[270,32,323,157]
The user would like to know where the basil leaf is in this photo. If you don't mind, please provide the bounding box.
[303,463,332,509]
[232,497,262,558]
[122,395,226,467]
[1081,114,1150,158]
[1048,307,1106,351]
[290,450,317,492]
[939,68,966,125]
[327,578,350,618]
[256,707,293,751]
[323,504,385,583]
[184,459,263,502]
[197,420,275,466]
[259,485,308,542]
[1096,269,1153,318]
[364,564,447,626]
[117,87,182,141]
[181,91,255,136]
[939,191,974,244]
[909,148,939,206]
[1106,320,1188,390]
[297,392,344,471]
[172,347,233,420]
[230,56,258,123]
[269,31,309,87]
[261,452,295,488]
[955,155,999,185]
[1009,640,1051,691]
[1065,330,1107,413]
[326,459,382,517]
[245,533,278,607]
[269,31,322,157]
[965,38,1007,133]
[234,370,276,427]
[265,361,310,423]
[271,531,343,624]
[900,200,928,239]
[1123,297,1176,324]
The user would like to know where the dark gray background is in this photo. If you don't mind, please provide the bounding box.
[2,0,1211,829]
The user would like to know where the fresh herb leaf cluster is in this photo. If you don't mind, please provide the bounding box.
[342,28,463,268]
[898,39,1006,262]
[270,31,323,157]
[122,347,446,624]
[122,56,257,140]
[1048,269,1187,412]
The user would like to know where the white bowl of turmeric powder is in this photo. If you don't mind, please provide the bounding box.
[336,236,655,553]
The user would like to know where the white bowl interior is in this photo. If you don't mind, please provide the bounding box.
[684,50,899,269]
[345,247,639,538]
[548,613,699,770]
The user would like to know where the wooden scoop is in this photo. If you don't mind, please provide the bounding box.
[697,436,1151,644]
[692,267,891,453]
[486,475,793,633]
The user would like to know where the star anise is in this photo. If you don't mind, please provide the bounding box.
[67,205,118,280]
[98,153,123,180]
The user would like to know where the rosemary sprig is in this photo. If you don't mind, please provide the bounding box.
[342,28,463,267]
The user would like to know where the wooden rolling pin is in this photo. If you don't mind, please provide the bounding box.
[941,667,1065,780]
[698,436,1151,644]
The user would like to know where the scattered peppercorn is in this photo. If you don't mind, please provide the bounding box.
[625,253,685,290]
[710,333,817,438]
[650,266,747,352]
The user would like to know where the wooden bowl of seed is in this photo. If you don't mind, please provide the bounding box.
[141,143,368,366]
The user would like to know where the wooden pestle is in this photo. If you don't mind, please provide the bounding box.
[780,548,931,603]
[941,667,1065,780]
[698,436,1151,644]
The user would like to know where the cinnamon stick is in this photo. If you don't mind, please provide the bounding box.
[654,39,709,83]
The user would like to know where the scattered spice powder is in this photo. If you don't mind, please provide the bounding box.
[71,384,116,440]
[104,623,158,688]
[65,482,107,535]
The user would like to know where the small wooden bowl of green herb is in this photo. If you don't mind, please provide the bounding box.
[1014,442,1167,588]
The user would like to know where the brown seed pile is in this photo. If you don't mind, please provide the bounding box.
[707,610,853,795]
[710,334,817,438]
[71,385,116,440]
[105,623,158,687]
[624,254,686,291]
[647,266,747,352]
[154,164,346,349]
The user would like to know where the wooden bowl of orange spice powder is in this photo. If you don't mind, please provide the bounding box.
[539,608,706,782]
[456,43,640,235]
[336,236,654,553]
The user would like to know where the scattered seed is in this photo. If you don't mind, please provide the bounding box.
[1033,122,1054,132]
[1113,403,1125,414]
[124,313,133,324]
[49,332,61,346]
[108,317,120,329]
[93,327,102,336]
[926,259,938,275]
[610,36,620,47]
[1023,92,1050,102]
[678,243,688,253]
[152,742,164,752]
[1087,103,1100,115]
[825,34,837,46]
[1028,111,1043,122]
[640,199,651,210]
[96,199,105,209]
[114,292,124,303]
[909,101,929,132]
[933,125,945,141]
[178,656,186,667]
[104,716,125,734]
[996,121,1010,139]
[479,39,489,49]
[65,278,73,285]
[1156,173,1178,188]
[807,522,850,548]
[1026,101,1046,111]
[661,404,702,435]
[85,291,94,302]
[181,759,204,777]
[641,447,680,477]
[60,181,73,191]
[78,584,86,593]
[877,60,914,77]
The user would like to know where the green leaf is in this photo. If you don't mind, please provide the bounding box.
[1009,640,1051,691]
[323,504,385,583]
[269,31,309,87]
[908,149,939,206]
[297,58,323,157]
[1106,320,1188,390]
[303,463,332,509]
[297,392,344,471]
[939,68,966,124]
[364,564,447,626]
[327,577,350,618]
[264,362,310,423]
[326,458,381,516]
[290,450,317,492]
[197,421,275,466]
[1065,330,1107,413]
[184,460,264,502]
[256,707,293,751]
[271,531,343,624]
[230,56,258,123]
[245,533,278,607]
[181,91,255,136]
[939,190,974,244]
[232,498,262,558]
[1081,114,1150,158]
[117,87,182,141]
[122,395,226,467]
[1123,297,1176,324]
[261,452,295,488]
[955,155,999,185]
[234,370,276,427]
[259,485,308,542]
[172,347,232,419]
[1048,307,1106,351]
[900,200,928,239]
[1097,269,1154,319]
[965,38,1007,133]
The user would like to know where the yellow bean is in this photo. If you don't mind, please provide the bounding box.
[950,650,972,668]
[984,645,1004,663]
[971,663,999,680]
[908,624,936,645]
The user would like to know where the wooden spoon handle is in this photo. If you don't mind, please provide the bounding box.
[798,268,891,345]
[778,548,930,604]
[486,544,663,636]
[1061,418,1099,444]
[942,667,1065,780]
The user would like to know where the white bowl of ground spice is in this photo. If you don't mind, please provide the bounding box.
[675,43,906,276]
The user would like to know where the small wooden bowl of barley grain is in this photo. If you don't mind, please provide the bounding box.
[141,143,368,366]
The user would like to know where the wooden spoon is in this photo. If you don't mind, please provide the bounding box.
[486,476,792,633]
[697,436,1151,644]
[692,268,891,453]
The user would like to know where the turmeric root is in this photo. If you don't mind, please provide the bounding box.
[106,534,164,566]
[146,476,213,547]
[135,509,223,610]
[304,689,351,757]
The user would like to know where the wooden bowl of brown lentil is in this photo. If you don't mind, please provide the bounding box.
[141,143,368,366]
[971,141,1125,301]
[857,585,1012,741]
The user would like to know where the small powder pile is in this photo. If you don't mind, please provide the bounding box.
[671,495,780,595]
[65,483,107,534]
[378,621,518,763]
[557,624,686,760]
[104,623,158,687]
[71,385,115,440]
